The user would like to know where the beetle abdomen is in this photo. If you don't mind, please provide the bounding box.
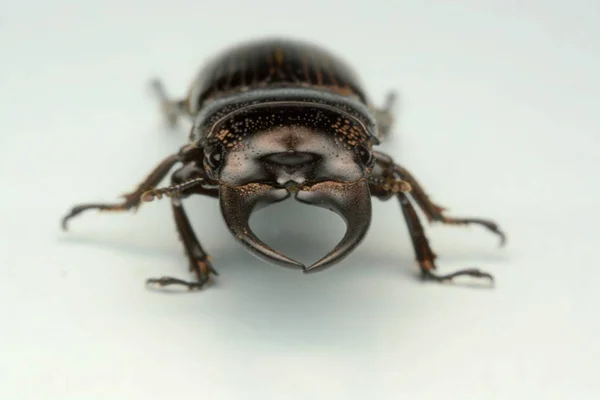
[188,39,367,113]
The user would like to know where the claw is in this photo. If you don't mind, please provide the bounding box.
[146,276,209,291]
[421,268,495,285]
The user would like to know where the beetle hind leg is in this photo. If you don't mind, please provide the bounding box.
[372,91,397,141]
[150,79,190,126]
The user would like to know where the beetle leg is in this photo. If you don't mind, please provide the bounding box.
[61,152,183,230]
[373,151,506,246]
[370,178,494,284]
[372,91,397,141]
[150,79,190,126]
[145,164,220,291]
[146,197,218,291]
[368,155,496,284]
[397,192,494,284]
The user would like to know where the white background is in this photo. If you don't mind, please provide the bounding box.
[1,1,599,399]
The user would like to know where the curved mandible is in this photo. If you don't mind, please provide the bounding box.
[295,180,372,272]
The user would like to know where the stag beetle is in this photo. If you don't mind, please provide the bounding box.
[62,38,505,291]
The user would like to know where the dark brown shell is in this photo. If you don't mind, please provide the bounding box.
[187,39,367,113]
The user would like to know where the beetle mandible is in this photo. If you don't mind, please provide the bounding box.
[62,38,505,290]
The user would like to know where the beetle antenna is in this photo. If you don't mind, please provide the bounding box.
[142,177,205,202]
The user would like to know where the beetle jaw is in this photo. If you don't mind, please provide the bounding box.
[295,180,372,272]
[219,179,372,272]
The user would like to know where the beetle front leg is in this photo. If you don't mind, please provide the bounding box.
[373,151,506,245]
[144,164,220,291]
[397,192,493,283]
[61,152,182,230]
[146,197,218,291]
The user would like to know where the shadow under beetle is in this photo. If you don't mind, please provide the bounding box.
[62,38,506,291]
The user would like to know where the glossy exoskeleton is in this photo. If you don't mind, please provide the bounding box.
[62,38,505,290]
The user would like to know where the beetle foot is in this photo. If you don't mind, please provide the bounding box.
[145,257,217,292]
[438,216,507,247]
[419,261,494,286]
[145,276,210,291]
[61,200,137,231]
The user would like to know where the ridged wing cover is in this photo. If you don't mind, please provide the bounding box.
[187,39,367,113]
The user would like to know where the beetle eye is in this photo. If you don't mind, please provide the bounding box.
[358,145,373,168]
[205,148,223,170]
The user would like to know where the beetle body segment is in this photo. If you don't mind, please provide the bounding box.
[187,39,367,112]
[186,40,382,181]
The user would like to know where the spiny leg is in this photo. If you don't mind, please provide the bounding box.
[146,197,217,291]
[61,152,182,230]
[374,151,506,246]
[144,164,220,291]
[150,79,190,126]
[368,158,495,284]
[397,192,494,284]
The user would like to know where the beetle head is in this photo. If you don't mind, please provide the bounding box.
[202,104,374,272]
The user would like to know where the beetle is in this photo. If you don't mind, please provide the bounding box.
[62,38,505,291]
